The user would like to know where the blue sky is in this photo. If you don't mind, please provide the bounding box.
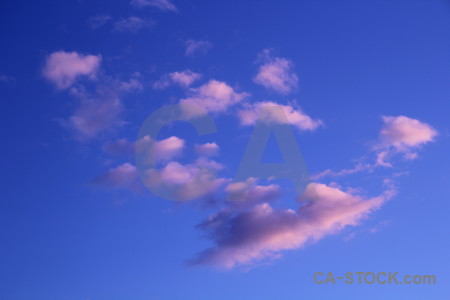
[1,0,450,299]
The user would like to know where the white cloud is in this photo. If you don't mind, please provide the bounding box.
[153,70,201,89]
[238,101,323,131]
[180,80,249,117]
[113,17,154,33]
[185,39,212,57]
[130,0,177,12]
[254,50,298,94]
[42,51,101,90]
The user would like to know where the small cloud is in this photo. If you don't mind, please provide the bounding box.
[42,51,101,90]
[130,0,178,12]
[0,73,15,85]
[113,16,154,33]
[136,135,185,164]
[88,14,112,30]
[142,158,226,201]
[195,142,219,157]
[180,80,249,118]
[185,39,212,57]
[153,70,201,89]
[254,49,298,94]
[92,163,142,192]
[237,101,323,131]
[375,115,438,166]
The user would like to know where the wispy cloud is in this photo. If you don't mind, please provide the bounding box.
[42,51,101,90]
[130,0,178,12]
[88,14,112,30]
[238,101,323,131]
[254,49,298,94]
[0,73,15,85]
[185,39,212,57]
[113,17,154,33]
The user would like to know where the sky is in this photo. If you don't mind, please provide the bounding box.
[0,0,450,299]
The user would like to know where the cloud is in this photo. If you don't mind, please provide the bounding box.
[136,135,185,164]
[253,50,298,94]
[153,70,201,89]
[375,115,437,166]
[0,73,14,84]
[102,138,135,156]
[237,101,323,131]
[190,182,395,269]
[180,80,249,118]
[130,0,178,12]
[185,39,212,57]
[92,163,142,192]
[66,75,142,139]
[113,17,154,33]
[88,14,112,30]
[195,142,219,157]
[312,163,373,180]
[224,178,281,204]
[142,158,227,201]
[42,51,102,90]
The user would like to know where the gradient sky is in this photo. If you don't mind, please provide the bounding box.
[1,0,450,299]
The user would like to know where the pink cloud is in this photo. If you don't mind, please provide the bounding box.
[195,142,219,157]
[42,51,101,89]
[143,158,227,201]
[92,163,141,192]
[180,80,249,117]
[190,182,395,269]
[253,50,298,94]
[136,136,185,164]
[153,70,201,89]
[237,101,323,131]
[225,178,281,204]
[375,115,437,166]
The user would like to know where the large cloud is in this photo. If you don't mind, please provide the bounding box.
[42,51,101,90]
[190,182,395,269]
[238,101,323,131]
[253,50,298,94]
